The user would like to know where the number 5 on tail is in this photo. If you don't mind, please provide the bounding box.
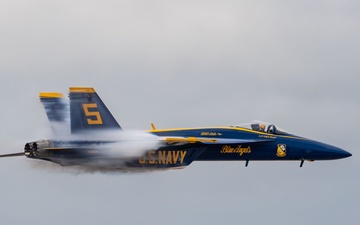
[83,103,103,125]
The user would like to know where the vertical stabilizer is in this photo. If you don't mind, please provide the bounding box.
[69,87,121,133]
[40,92,70,135]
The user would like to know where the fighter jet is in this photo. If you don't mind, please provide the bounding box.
[0,87,352,169]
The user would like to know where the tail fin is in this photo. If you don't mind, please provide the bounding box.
[69,87,121,133]
[40,92,70,135]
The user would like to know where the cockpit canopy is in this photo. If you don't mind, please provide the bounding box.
[234,121,291,135]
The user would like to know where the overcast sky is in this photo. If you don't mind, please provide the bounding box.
[0,0,359,224]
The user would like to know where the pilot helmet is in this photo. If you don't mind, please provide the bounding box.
[260,124,266,131]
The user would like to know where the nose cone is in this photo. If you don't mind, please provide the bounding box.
[308,141,352,160]
[325,146,352,159]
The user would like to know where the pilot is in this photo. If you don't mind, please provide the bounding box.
[259,124,266,132]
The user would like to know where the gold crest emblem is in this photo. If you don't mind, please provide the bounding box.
[276,144,286,157]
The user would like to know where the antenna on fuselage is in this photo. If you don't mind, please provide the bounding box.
[151,123,156,130]
[300,159,304,167]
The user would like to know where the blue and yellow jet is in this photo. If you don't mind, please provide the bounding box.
[0,87,352,169]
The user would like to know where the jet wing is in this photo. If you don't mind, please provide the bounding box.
[162,137,275,145]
